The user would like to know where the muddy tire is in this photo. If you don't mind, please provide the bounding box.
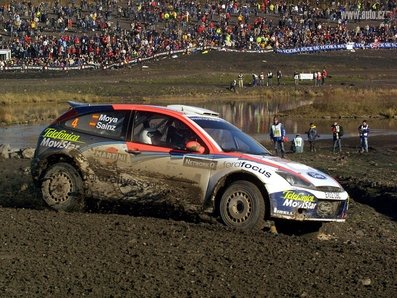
[41,163,84,212]
[219,181,265,230]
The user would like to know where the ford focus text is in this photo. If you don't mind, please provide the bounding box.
[31,102,348,230]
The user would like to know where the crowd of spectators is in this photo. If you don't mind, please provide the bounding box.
[0,0,396,70]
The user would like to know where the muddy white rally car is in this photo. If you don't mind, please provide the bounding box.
[31,102,348,230]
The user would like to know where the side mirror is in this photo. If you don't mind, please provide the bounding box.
[185,141,205,154]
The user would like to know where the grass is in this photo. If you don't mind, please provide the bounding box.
[0,91,111,105]
[289,87,397,118]
[1,85,395,125]
[0,54,396,125]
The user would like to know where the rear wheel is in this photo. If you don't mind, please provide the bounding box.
[219,181,265,230]
[41,162,84,212]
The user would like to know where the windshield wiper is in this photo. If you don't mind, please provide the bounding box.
[221,148,238,153]
[222,148,271,155]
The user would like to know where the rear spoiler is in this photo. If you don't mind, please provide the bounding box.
[167,105,219,117]
[68,101,91,108]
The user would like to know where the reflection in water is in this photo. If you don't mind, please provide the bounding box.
[0,124,46,148]
[1,99,396,148]
[204,100,397,143]
[203,98,314,139]
[202,98,316,142]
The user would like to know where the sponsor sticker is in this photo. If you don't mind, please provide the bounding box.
[42,128,83,142]
[183,157,217,170]
[40,138,80,149]
[222,160,271,178]
[40,128,83,149]
[273,208,293,216]
[89,114,118,131]
[282,190,316,209]
[271,190,317,213]
[93,147,128,162]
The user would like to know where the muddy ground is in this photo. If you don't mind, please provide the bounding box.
[1,50,397,297]
[1,138,396,297]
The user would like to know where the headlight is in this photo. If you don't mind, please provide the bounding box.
[277,171,315,189]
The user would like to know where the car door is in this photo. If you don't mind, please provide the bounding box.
[119,110,214,212]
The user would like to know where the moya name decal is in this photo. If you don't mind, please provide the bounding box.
[90,114,118,131]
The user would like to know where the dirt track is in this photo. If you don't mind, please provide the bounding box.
[0,135,396,297]
[0,202,396,297]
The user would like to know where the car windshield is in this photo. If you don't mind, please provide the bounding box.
[191,117,271,155]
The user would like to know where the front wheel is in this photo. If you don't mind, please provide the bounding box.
[219,181,265,230]
[41,162,84,212]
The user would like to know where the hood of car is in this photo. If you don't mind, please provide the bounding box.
[247,154,342,188]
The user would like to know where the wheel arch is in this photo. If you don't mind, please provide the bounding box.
[35,151,88,183]
[212,171,271,219]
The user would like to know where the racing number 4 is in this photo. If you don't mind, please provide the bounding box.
[71,118,79,128]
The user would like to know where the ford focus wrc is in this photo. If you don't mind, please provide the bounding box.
[31,102,348,230]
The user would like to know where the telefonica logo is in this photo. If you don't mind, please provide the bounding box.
[43,128,83,143]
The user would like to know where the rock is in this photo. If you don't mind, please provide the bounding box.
[20,183,29,191]
[22,148,35,159]
[9,152,20,159]
[0,144,11,159]
[356,230,365,237]
[360,278,371,286]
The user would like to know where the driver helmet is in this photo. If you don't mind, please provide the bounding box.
[140,128,161,145]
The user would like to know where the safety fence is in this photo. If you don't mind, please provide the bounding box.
[0,43,396,72]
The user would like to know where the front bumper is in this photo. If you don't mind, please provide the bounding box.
[270,190,349,221]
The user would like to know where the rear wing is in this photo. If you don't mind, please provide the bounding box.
[167,105,219,117]
[68,101,92,108]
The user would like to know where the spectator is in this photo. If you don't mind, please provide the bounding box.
[270,116,286,158]
[259,71,265,86]
[252,73,258,87]
[321,68,328,85]
[307,122,320,153]
[292,134,304,153]
[277,70,282,86]
[238,73,244,88]
[267,71,273,86]
[0,0,395,72]
[229,79,237,93]
[294,71,299,86]
[358,120,370,152]
[316,71,322,87]
[331,121,343,153]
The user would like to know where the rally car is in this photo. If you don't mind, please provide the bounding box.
[31,102,348,230]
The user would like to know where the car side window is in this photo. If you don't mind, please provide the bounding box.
[132,111,204,151]
[64,110,128,139]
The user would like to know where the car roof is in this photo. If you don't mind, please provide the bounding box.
[67,101,220,119]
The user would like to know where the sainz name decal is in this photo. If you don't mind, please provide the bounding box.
[89,114,118,131]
